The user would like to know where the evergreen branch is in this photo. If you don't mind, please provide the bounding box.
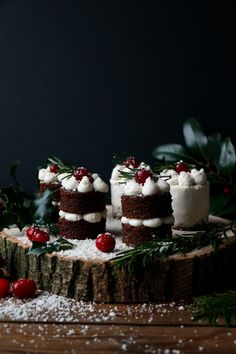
[190,291,236,327]
[47,156,75,174]
[112,223,236,273]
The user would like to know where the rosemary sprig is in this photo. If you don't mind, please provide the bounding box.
[112,223,236,273]
[190,291,236,327]
[47,156,76,174]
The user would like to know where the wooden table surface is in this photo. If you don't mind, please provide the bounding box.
[1,299,236,354]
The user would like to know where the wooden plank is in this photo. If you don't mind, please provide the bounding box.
[0,322,236,353]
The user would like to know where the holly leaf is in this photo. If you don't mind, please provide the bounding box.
[218,137,236,178]
[183,118,208,160]
[152,144,195,162]
[27,237,74,257]
[207,133,223,171]
[33,189,55,225]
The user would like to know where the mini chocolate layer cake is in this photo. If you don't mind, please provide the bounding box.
[121,193,173,219]
[59,218,106,240]
[122,223,172,245]
[121,191,173,246]
[60,189,105,214]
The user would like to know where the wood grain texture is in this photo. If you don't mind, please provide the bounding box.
[1,230,236,303]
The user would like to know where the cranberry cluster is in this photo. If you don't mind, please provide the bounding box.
[73,167,94,183]
[0,277,37,299]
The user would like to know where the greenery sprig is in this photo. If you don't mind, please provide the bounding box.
[190,291,236,327]
[27,237,74,257]
[152,117,236,218]
[112,223,236,273]
[47,156,76,175]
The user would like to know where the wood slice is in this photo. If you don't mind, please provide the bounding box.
[1,226,236,303]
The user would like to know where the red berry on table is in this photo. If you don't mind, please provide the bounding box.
[0,278,10,298]
[124,156,139,168]
[49,163,59,173]
[12,278,37,299]
[74,167,94,183]
[135,168,153,185]
[26,226,40,241]
[96,233,116,253]
[174,161,190,174]
[31,229,49,243]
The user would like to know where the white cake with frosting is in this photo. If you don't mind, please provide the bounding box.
[161,168,210,228]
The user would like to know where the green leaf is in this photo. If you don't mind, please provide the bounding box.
[207,133,223,170]
[210,194,231,216]
[183,118,208,160]
[152,144,195,163]
[27,237,74,257]
[33,189,55,225]
[219,137,236,178]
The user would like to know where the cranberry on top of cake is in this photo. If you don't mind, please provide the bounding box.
[38,163,60,186]
[160,161,209,228]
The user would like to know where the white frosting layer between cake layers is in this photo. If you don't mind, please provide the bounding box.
[121,215,174,228]
[59,209,107,223]
[161,169,209,228]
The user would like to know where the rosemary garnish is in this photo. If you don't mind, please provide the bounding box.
[190,291,236,327]
[112,223,236,273]
[47,156,76,175]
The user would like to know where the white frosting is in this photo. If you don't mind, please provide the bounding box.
[60,174,108,193]
[77,176,94,193]
[93,177,109,193]
[124,180,142,195]
[121,215,174,228]
[142,177,159,196]
[163,168,209,228]
[59,210,107,223]
[157,178,170,192]
[165,168,207,187]
[38,167,59,184]
[178,172,194,186]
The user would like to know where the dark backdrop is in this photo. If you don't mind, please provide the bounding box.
[0,0,235,193]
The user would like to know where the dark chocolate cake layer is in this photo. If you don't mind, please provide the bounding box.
[121,193,173,219]
[59,218,106,240]
[40,182,60,202]
[60,189,106,214]
[122,223,172,246]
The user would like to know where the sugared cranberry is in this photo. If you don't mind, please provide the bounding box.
[96,233,116,253]
[25,226,39,241]
[135,168,153,185]
[31,229,49,243]
[73,167,94,183]
[0,278,10,298]
[124,156,139,168]
[49,163,59,173]
[174,161,190,174]
[12,278,37,299]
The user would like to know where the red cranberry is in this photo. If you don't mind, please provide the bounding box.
[25,226,39,241]
[0,278,10,298]
[135,168,153,185]
[174,161,190,173]
[96,233,116,253]
[31,229,49,243]
[124,157,139,168]
[12,278,37,299]
[73,167,94,183]
[49,163,59,173]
